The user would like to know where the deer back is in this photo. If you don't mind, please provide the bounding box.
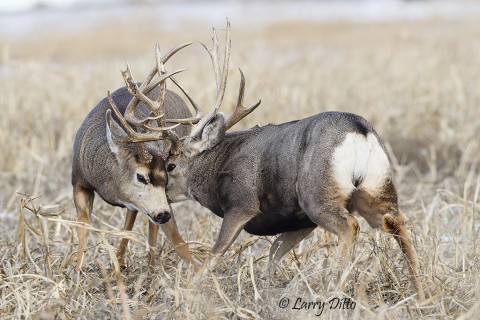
[180,112,388,230]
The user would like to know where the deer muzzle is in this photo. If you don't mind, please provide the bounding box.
[152,210,171,224]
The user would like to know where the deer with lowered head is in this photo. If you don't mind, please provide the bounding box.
[153,22,424,299]
[72,42,199,271]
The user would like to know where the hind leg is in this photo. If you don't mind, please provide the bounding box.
[310,207,359,258]
[268,227,315,273]
[297,166,361,256]
[297,181,360,283]
[384,212,424,300]
[74,186,94,271]
[354,185,424,301]
[302,204,360,292]
[299,190,359,258]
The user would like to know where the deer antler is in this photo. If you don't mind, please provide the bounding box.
[107,93,179,143]
[165,21,231,134]
[106,42,191,162]
[166,21,260,135]
[122,42,192,126]
[121,64,186,128]
[224,68,261,130]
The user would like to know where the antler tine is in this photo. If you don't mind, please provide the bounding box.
[143,69,187,94]
[208,20,231,115]
[137,41,193,93]
[170,77,203,115]
[107,91,140,141]
[122,67,186,127]
[155,41,167,128]
[187,20,231,136]
[122,41,194,126]
[159,42,193,68]
[201,28,221,92]
[225,68,262,131]
[166,77,204,125]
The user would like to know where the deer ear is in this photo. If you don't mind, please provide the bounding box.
[186,113,225,156]
[105,109,128,155]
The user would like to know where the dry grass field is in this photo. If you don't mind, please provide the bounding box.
[1,6,480,320]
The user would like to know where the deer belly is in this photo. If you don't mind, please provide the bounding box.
[244,209,315,236]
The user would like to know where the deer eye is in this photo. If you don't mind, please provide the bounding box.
[136,173,148,185]
[167,163,176,172]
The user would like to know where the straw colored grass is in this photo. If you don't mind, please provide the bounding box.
[1,16,479,319]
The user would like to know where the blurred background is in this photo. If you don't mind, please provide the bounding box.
[1,0,479,205]
[1,1,480,318]
[2,0,480,39]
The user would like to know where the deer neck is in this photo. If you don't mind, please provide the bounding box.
[184,129,257,216]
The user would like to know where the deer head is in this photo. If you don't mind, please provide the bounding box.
[104,42,192,223]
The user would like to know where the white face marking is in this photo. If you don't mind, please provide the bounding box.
[332,132,390,197]
[116,166,171,216]
[132,184,170,215]
[157,171,167,181]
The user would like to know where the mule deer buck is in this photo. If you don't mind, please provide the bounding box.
[154,22,424,299]
[72,42,199,271]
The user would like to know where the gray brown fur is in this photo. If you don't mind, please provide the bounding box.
[72,86,197,270]
[165,111,424,300]
[72,86,190,207]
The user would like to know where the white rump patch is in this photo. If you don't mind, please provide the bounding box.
[332,132,390,197]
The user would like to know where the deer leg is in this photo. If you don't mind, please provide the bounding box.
[116,209,138,267]
[303,205,359,258]
[301,205,359,292]
[202,211,257,271]
[190,212,255,283]
[297,176,360,259]
[148,221,159,269]
[268,227,315,272]
[322,231,334,262]
[161,215,200,272]
[211,211,257,256]
[354,188,424,300]
[384,212,424,300]
[74,186,95,271]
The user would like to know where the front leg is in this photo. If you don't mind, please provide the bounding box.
[198,211,256,274]
[206,210,258,270]
[268,227,316,272]
[161,215,200,272]
[117,209,138,267]
[148,221,159,270]
[74,186,95,271]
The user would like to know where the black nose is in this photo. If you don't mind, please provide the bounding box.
[153,211,171,224]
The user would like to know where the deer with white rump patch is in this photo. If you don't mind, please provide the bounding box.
[155,22,424,299]
[72,42,199,271]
